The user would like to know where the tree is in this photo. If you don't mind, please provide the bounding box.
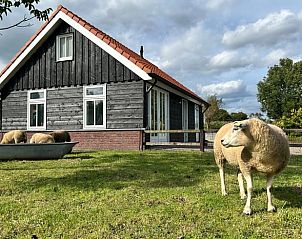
[204,95,223,129]
[0,0,52,31]
[249,112,264,120]
[231,112,248,121]
[257,58,302,120]
[275,108,302,129]
[213,109,232,121]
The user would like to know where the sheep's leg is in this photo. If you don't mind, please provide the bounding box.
[219,166,227,196]
[267,175,276,212]
[237,170,246,199]
[242,173,253,215]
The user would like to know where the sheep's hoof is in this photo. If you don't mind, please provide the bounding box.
[243,208,252,215]
[267,206,276,212]
[240,194,247,200]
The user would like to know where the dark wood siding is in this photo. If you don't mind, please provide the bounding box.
[7,22,141,91]
[1,81,144,131]
[107,80,144,129]
[1,91,27,130]
[47,87,83,130]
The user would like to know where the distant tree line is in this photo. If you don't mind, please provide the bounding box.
[204,95,259,129]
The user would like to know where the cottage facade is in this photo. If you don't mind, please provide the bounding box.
[0,5,208,150]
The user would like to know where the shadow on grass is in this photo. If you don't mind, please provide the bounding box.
[274,186,302,208]
[17,151,218,190]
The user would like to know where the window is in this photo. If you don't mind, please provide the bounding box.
[148,87,169,142]
[83,85,106,129]
[27,89,46,130]
[195,104,200,142]
[56,34,73,61]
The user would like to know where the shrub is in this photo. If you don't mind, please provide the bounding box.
[275,108,302,129]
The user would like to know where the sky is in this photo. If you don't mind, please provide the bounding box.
[1,0,302,115]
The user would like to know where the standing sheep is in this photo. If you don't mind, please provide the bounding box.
[49,130,71,142]
[1,130,27,144]
[30,133,55,144]
[214,118,290,215]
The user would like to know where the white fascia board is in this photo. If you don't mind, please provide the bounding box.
[59,12,152,81]
[0,11,152,89]
[0,14,62,88]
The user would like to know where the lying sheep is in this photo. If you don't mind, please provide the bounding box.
[214,118,290,215]
[30,133,55,144]
[1,130,27,144]
[49,130,71,143]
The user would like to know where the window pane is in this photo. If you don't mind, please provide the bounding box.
[30,104,36,127]
[66,36,72,57]
[60,37,65,58]
[37,104,44,126]
[30,91,44,99]
[86,87,103,96]
[86,101,94,125]
[151,89,158,136]
[95,100,103,125]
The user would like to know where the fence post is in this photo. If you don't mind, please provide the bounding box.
[200,130,205,152]
[139,130,145,151]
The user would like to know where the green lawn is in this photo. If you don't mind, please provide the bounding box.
[0,150,301,239]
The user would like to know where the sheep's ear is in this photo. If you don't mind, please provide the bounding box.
[234,121,247,129]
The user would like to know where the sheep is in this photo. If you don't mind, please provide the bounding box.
[30,133,55,144]
[1,130,27,144]
[214,118,290,215]
[49,130,71,143]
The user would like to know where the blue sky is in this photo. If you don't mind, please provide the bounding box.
[1,0,302,115]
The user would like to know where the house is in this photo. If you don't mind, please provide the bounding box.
[0,5,209,150]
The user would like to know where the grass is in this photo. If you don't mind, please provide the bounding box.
[0,150,301,239]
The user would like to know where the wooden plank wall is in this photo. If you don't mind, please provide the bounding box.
[47,87,83,130]
[1,81,144,131]
[1,91,27,130]
[7,22,141,91]
[107,81,144,129]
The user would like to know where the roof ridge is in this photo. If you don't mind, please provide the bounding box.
[0,5,208,104]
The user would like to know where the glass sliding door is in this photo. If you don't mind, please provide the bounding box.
[149,87,169,142]
[195,104,200,142]
[182,99,188,142]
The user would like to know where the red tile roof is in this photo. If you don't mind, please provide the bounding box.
[0,5,208,105]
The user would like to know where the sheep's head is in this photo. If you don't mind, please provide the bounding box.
[221,121,254,148]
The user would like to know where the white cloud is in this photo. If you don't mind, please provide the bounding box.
[222,10,302,48]
[209,50,256,70]
[206,0,236,11]
[156,24,217,72]
[197,80,248,98]
[0,59,6,72]
[264,49,288,65]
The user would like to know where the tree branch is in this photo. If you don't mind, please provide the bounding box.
[0,15,35,31]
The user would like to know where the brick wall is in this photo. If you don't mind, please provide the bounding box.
[70,130,143,151]
[1,130,143,151]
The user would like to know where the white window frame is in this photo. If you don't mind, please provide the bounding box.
[195,104,200,142]
[182,99,189,142]
[148,87,169,142]
[56,33,73,61]
[83,84,107,129]
[27,89,47,130]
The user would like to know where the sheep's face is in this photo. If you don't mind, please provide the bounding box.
[221,121,253,148]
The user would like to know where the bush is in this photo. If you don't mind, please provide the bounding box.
[209,121,231,129]
[275,108,302,129]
